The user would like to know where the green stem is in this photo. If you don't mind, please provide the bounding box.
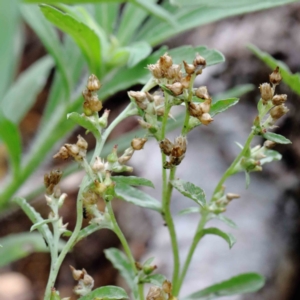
[138,283,145,300]
[174,212,208,296]
[211,130,255,200]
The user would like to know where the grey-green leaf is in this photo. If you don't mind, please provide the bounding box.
[262,132,292,144]
[78,286,128,300]
[144,274,167,286]
[0,232,66,268]
[201,227,236,248]
[126,41,152,68]
[260,149,282,165]
[112,176,154,188]
[171,179,206,207]
[183,273,265,300]
[210,98,239,116]
[104,248,135,291]
[214,214,238,229]
[0,112,22,176]
[114,183,161,212]
[179,207,200,215]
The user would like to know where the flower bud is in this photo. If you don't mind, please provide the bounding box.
[92,156,105,173]
[166,82,184,96]
[269,66,282,85]
[143,264,157,275]
[162,280,172,295]
[226,193,240,201]
[94,180,107,195]
[272,94,287,106]
[131,137,147,150]
[193,53,206,74]
[195,86,210,100]
[128,91,147,102]
[107,145,118,163]
[180,75,191,89]
[53,146,70,160]
[166,64,182,81]
[83,101,94,116]
[99,109,110,128]
[174,135,187,156]
[200,98,212,113]
[188,102,203,117]
[148,64,163,79]
[159,53,173,72]
[259,83,273,103]
[87,74,101,91]
[264,140,276,149]
[159,138,174,156]
[199,113,213,125]
[170,155,184,166]
[137,119,152,129]
[76,135,88,150]
[183,60,195,74]
[70,266,84,281]
[270,104,289,120]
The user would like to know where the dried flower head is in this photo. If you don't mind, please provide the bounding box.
[183,60,195,75]
[199,113,213,125]
[269,66,282,85]
[87,74,101,91]
[159,53,173,72]
[166,82,184,96]
[259,83,273,104]
[159,138,174,156]
[131,137,147,150]
[188,102,203,118]
[272,94,287,106]
[270,104,289,120]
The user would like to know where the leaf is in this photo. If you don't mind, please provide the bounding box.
[112,176,154,188]
[22,4,71,99]
[114,183,162,212]
[201,227,236,249]
[144,274,167,286]
[260,149,282,165]
[214,214,238,229]
[1,56,54,124]
[30,218,53,232]
[125,41,152,68]
[104,248,135,291]
[0,232,65,267]
[262,132,292,144]
[178,207,200,215]
[171,179,206,207]
[24,0,124,3]
[248,44,300,95]
[94,2,119,35]
[210,98,239,116]
[131,0,177,28]
[183,273,265,300]
[40,4,102,75]
[0,0,20,98]
[67,112,101,138]
[0,112,22,176]
[79,286,128,300]
[213,84,254,103]
[143,257,155,266]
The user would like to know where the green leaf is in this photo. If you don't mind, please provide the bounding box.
[213,84,254,103]
[131,0,177,28]
[79,286,128,300]
[143,257,155,266]
[94,2,119,35]
[24,0,124,3]
[104,248,135,291]
[22,4,71,99]
[125,41,152,68]
[183,273,265,300]
[179,207,200,215]
[1,56,53,124]
[249,44,300,95]
[0,232,65,267]
[67,112,101,138]
[171,179,206,207]
[214,214,238,229]
[144,274,167,286]
[262,132,292,144]
[260,149,282,165]
[50,289,61,300]
[201,227,236,249]
[0,0,20,98]
[210,98,239,116]
[40,4,102,75]
[114,183,162,212]
[0,112,22,176]
[112,176,154,188]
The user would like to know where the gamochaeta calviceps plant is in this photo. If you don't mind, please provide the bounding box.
[14,49,291,300]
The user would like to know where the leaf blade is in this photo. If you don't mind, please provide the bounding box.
[201,227,236,249]
[262,132,292,144]
[78,286,128,300]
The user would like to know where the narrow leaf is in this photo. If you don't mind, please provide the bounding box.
[201,227,236,249]
[94,2,119,35]
[210,98,239,116]
[78,286,128,300]
[263,132,291,144]
[183,273,265,300]
[0,112,22,176]
[104,248,135,291]
[114,183,162,212]
[260,149,282,165]
[144,274,167,286]
[171,179,206,207]
[179,207,200,215]
[125,41,152,68]
[112,176,154,188]
[214,214,238,229]
[1,56,53,124]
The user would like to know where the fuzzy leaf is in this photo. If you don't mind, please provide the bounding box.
[179,207,200,215]
[260,149,282,165]
[171,179,206,207]
[263,132,292,144]
[112,176,154,188]
[201,227,236,249]
[126,41,152,68]
[78,286,128,300]
[104,248,135,291]
[210,98,239,116]
[67,112,100,138]
[183,273,265,300]
[114,183,161,212]
[214,214,238,229]
[144,274,167,286]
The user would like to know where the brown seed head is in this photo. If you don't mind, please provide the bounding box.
[199,113,213,125]
[183,60,195,75]
[272,94,287,106]
[53,146,70,160]
[92,156,105,173]
[166,82,184,96]
[148,64,163,79]
[181,75,191,89]
[87,74,101,91]
[270,104,289,120]
[195,86,210,100]
[137,119,152,129]
[131,137,147,150]
[269,66,282,85]
[76,135,88,150]
[259,83,273,103]
[188,102,203,117]
[162,280,172,295]
[159,138,174,156]
[174,135,187,154]
[226,193,240,201]
[146,286,164,300]
[166,64,182,81]
[200,98,212,113]
[264,140,276,149]
[70,266,84,281]
[159,53,173,72]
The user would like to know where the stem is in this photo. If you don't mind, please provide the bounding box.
[174,212,208,296]
[138,283,145,300]
[211,130,255,200]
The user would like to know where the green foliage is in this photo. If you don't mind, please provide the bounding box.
[78,286,128,300]
[262,132,292,144]
[200,227,236,249]
[183,273,265,299]
[112,176,155,188]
